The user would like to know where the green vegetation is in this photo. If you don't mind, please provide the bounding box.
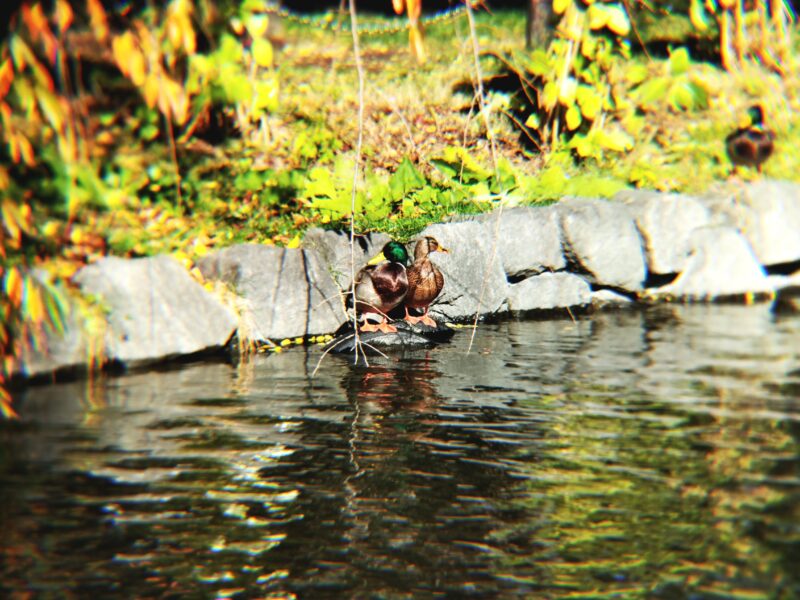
[1,0,798,415]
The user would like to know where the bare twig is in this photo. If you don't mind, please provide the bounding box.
[464,0,498,176]
[348,0,367,367]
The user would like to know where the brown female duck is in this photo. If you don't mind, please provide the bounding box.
[353,240,409,333]
[726,105,774,174]
[404,236,449,327]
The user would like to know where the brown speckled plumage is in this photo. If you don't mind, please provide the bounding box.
[404,236,448,327]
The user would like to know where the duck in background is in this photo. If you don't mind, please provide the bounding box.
[404,236,449,328]
[726,105,774,174]
[353,241,409,333]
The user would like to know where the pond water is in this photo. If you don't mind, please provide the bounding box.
[2,304,800,599]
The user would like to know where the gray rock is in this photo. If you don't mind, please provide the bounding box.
[415,221,508,322]
[14,272,89,379]
[507,272,591,312]
[655,226,773,300]
[697,180,800,266]
[615,190,711,274]
[557,196,646,291]
[302,228,391,290]
[197,244,346,341]
[591,289,635,306]
[74,255,237,365]
[471,206,565,278]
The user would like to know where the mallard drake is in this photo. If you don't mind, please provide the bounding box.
[726,105,774,174]
[353,240,409,333]
[404,236,449,328]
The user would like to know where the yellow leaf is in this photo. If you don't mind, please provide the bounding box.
[565,104,582,130]
[606,5,631,35]
[588,4,608,29]
[87,0,110,41]
[392,0,405,13]
[5,267,23,308]
[2,200,22,242]
[55,0,75,33]
[246,14,270,38]
[689,0,710,31]
[553,0,571,15]
[252,38,273,68]
[287,234,301,249]
[23,278,46,323]
[144,75,160,109]
[38,88,65,131]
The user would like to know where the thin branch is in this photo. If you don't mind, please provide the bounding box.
[348,0,366,367]
[464,0,498,176]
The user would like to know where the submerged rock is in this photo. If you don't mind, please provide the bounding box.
[324,319,455,356]
[557,196,646,291]
[197,244,347,342]
[74,255,236,366]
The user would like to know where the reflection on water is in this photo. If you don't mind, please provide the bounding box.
[2,304,800,598]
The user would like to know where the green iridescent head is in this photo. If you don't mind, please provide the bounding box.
[381,240,409,265]
[747,105,765,127]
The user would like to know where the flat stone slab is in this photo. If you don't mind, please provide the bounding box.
[507,272,591,313]
[416,221,509,322]
[557,196,646,291]
[615,190,711,275]
[655,226,773,300]
[74,255,237,366]
[197,244,347,341]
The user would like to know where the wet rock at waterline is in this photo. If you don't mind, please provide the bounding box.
[74,255,237,366]
[415,221,509,322]
[698,180,800,267]
[654,226,772,300]
[324,320,455,356]
[12,180,800,383]
[557,196,647,292]
[197,244,347,341]
[507,272,591,313]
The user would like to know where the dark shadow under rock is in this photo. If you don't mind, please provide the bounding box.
[324,320,455,356]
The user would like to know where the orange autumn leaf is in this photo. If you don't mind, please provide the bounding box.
[87,0,109,42]
[55,0,75,34]
[392,0,405,15]
[0,60,13,101]
[22,3,58,64]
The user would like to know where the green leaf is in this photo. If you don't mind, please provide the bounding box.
[668,47,691,76]
[596,128,633,152]
[524,113,541,130]
[634,77,669,108]
[689,0,711,31]
[626,64,648,85]
[251,38,273,68]
[526,49,552,77]
[388,157,426,201]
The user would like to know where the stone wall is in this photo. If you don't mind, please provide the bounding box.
[14,181,800,380]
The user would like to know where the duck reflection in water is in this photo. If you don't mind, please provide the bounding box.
[341,355,442,414]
